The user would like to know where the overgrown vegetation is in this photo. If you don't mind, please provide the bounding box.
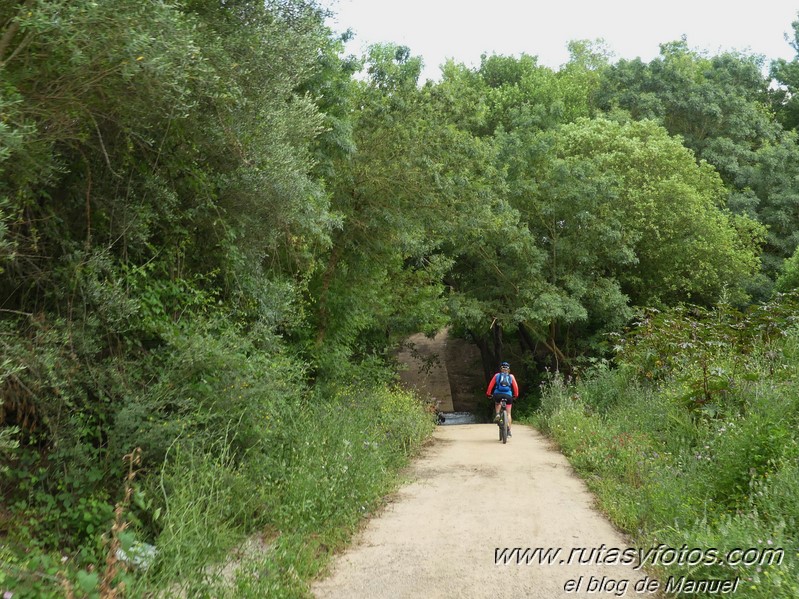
[4,376,433,597]
[0,0,437,595]
[4,0,799,595]
[530,293,799,598]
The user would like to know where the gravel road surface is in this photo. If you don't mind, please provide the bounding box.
[313,423,652,599]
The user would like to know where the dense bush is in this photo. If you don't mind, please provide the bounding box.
[125,384,434,598]
[532,301,799,598]
[2,321,434,598]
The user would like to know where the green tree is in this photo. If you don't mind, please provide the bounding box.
[0,0,339,556]
[770,14,799,131]
[596,39,798,285]
[775,245,799,292]
[0,0,336,322]
[492,117,763,363]
[307,44,474,375]
[477,52,593,136]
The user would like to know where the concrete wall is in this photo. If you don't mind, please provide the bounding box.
[395,329,484,414]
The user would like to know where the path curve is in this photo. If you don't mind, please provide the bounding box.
[313,424,651,599]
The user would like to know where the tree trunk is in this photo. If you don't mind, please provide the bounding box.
[472,330,494,383]
[517,322,537,354]
[0,0,35,66]
[518,321,567,372]
[546,320,567,372]
[492,320,503,366]
[315,244,343,347]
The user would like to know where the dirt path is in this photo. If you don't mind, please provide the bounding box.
[312,424,652,599]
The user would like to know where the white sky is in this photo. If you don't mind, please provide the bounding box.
[323,0,799,82]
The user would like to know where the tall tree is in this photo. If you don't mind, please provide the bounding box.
[770,14,799,132]
[307,44,489,375]
[596,39,799,287]
[477,52,592,136]
[0,0,338,472]
[492,117,763,363]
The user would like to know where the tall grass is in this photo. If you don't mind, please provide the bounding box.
[530,313,799,598]
[2,294,435,599]
[122,384,435,598]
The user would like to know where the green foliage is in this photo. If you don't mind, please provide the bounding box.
[531,301,799,598]
[307,42,506,375]
[468,115,762,366]
[751,440,799,528]
[0,424,18,473]
[775,245,799,292]
[536,118,762,307]
[770,15,799,132]
[0,0,336,325]
[140,438,254,594]
[120,384,433,598]
[659,516,798,599]
[1,0,338,581]
[705,410,792,507]
[4,376,434,597]
[478,53,592,134]
[596,40,799,282]
[8,449,113,555]
[5,1,799,597]
[596,40,773,162]
[267,386,433,532]
[431,51,765,369]
[615,293,799,413]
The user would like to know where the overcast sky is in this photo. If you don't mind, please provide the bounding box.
[323,0,799,82]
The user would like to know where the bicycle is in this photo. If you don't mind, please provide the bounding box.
[494,396,509,444]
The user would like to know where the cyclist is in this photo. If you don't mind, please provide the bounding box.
[486,361,519,436]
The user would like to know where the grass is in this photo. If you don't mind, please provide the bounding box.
[124,384,435,598]
[527,346,799,598]
[1,384,434,598]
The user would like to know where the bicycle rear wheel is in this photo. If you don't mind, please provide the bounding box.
[499,410,508,444]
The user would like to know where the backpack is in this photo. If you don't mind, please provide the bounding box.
[496,372,512,389]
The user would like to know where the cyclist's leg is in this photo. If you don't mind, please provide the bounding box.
[507,403,513,427]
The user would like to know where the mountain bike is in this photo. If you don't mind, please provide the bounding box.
[495,396,509,444]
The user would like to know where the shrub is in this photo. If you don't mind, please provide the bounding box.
[122,383,434,597]
[533,313,799,599]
